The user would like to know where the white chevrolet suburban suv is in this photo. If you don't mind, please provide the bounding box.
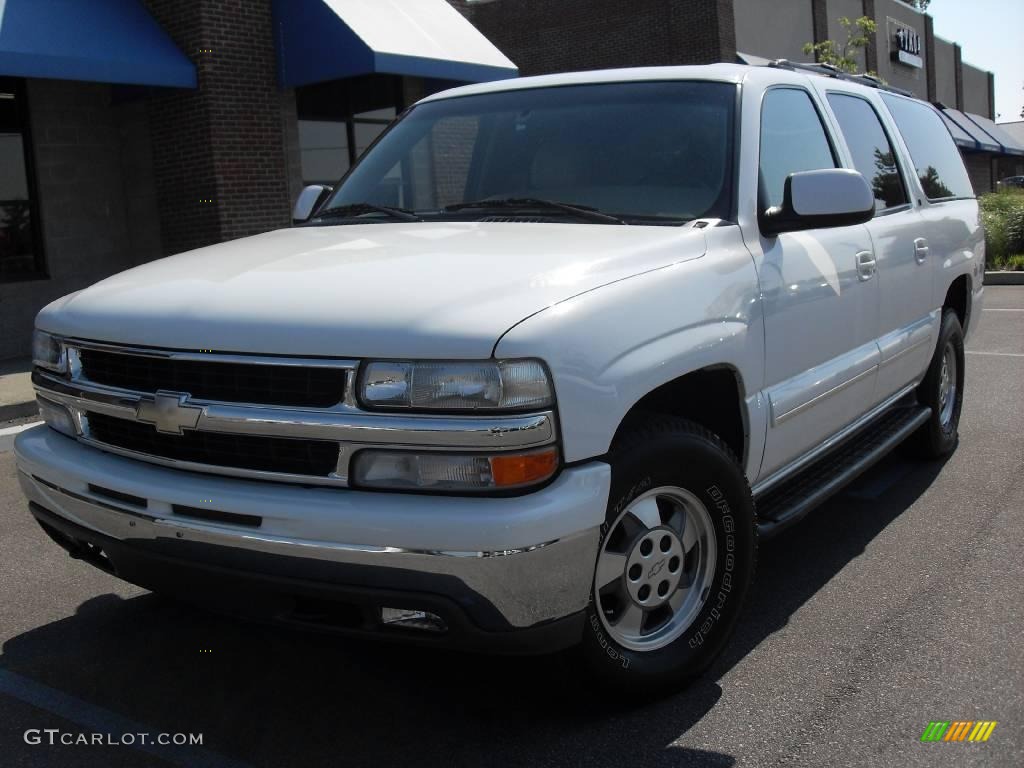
[16,63,984,692]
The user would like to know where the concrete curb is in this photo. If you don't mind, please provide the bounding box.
[985,271,1024,285]
[0,357,34,424]
[0,401,37,424]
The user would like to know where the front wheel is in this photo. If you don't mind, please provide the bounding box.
[581,417,756,693]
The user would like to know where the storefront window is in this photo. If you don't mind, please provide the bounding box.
[353,107,396,157]
[296,76,401,187]
[0,78,43,280]
[298,119,351,185]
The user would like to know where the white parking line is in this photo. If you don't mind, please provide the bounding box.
[0,420,42,437]
[0,421,42,453]
[983,308,1024,312]
[966,351,1024,358]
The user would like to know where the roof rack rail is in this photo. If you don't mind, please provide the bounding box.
[767,59,915,98]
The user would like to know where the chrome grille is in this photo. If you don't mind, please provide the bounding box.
[78,348,346,407]
[86,413,340,479]
[32,339,558,488]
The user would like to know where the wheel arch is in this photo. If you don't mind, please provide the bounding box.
[611,364,749,468]
[942,273,972,334]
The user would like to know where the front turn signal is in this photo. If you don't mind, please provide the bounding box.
[352,446,559,492]
[489,448,559,488]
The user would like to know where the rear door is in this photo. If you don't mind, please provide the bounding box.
[879,94,982,339]
[821,88,935,402]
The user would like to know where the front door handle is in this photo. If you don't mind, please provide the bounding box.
[856,250,876,281]
[914,237,929,264]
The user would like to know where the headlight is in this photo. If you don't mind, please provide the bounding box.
[352,446,559,492]
[32,330,66,374]
[360,359,553,411]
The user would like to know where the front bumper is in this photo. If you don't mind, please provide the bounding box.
[15,427,610,652]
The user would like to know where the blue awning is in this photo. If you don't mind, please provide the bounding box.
[272,0,517,88]
[0,0,195,88]
[938,110,980,151]
[942,109,1001,153]
[961,112,1024,157]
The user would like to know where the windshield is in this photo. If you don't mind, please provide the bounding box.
[322,81,736,224]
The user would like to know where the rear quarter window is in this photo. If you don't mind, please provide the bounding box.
[880,94,974,201]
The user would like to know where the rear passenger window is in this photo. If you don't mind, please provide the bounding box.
[827,93,908,211]
[881,94,974,201]
[759,88,837,209]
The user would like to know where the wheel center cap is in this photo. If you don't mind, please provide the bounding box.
[624,526,686,608]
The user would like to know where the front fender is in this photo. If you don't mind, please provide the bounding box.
[494,229,765,476]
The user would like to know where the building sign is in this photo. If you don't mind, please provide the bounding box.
[892,22,923,68]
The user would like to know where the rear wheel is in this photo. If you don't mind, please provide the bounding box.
[913,309,965,458]
[581,417,756,693]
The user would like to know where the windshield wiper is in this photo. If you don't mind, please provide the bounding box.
[314,202,422,223]
[443,197,626,225]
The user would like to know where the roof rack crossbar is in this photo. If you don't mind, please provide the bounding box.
[766,59,915,98]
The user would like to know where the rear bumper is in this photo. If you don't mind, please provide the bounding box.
[15,427,610,653]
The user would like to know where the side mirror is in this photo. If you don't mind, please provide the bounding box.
[760,169,874,237]
[292,184,333,224]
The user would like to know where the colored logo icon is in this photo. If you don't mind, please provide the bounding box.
[920,721,997,742]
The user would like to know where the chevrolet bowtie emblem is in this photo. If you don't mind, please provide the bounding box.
[136,391,203,435]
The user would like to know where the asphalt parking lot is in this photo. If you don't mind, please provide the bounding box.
[0,286,1021,768]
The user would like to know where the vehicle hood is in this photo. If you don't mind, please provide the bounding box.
[38,222,707,358]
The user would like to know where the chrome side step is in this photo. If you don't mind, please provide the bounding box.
[754,404,932,539]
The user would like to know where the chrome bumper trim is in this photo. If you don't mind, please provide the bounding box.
[35,371,555,449]
[19,470,599,628]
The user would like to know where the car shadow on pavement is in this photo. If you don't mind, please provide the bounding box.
[1,590,733,767]
[711,451,948,678]
[0,454,945,768]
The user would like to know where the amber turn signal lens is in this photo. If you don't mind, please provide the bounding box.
[489,448,559,488]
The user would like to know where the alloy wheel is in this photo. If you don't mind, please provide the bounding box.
[594,486,717,652]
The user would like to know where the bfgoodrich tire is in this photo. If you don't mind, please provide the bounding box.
[912,309,965,458]
[581,417,756,693]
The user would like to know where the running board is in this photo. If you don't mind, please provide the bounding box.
[755,404,932,539]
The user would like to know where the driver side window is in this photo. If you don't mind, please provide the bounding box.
[759,88,838,209]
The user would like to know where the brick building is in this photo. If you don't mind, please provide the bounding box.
[0,0,514,359]
[454,0,1022,192]
[0,0,1019,360]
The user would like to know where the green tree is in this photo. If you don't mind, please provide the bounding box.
[803,16,878,75]
[871,147,903,208]
[919,166,953,200]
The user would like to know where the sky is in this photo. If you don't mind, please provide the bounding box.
[928,0,1023,123]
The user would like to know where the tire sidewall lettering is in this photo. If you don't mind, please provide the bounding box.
[688,483,736,649]
[591,476,742,657]
[588,614,631,669]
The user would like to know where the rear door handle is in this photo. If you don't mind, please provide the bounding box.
[914,238,929,264]
[856,250,876,281]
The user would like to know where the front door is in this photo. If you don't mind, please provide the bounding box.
[752,87,881,480]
